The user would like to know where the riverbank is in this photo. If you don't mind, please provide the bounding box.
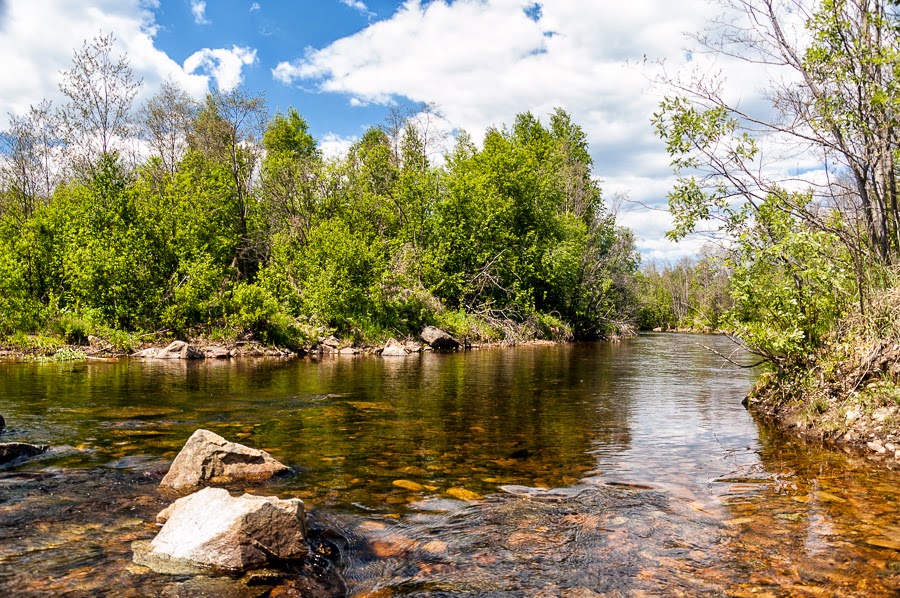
[746,377,900,463]
[0,324,635,362]
[744,343,900,463]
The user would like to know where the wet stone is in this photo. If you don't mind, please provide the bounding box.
[160,429,291,490]
[141,487,308,572]
[868,537,900,551]
[160,576,268,598]
[392,479,425,492]
[446,487,481,501]
[0,442,48,466]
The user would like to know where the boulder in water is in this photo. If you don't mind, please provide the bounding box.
[160,429,291,491]
[421,326,460,351]
[135,487,307,572]
[0,442,48,465]
[0,413,4,431]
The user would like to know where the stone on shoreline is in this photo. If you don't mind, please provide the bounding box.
[0,442,48,465]
[868,441,887,454]
[160,429,291,491]
[133,341,204,360]
[381,338,409,357]
[136,487,307,572]
[320,336,340,349]
[204,346,232,359]
[421,326,460,351]
[404,341,425,353]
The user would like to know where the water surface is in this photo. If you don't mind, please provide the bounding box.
[0,334,898,596]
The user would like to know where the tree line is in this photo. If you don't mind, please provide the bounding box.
[635,249,732,332]
[0,34,640,351]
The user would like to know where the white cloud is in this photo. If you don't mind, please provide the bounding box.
[272,0,814,259]
[250,2,261,12]
[184,46,258,92]
[190,0,209,25]
[319,133,358,160]
[0,0,210,127]
[339,0,370,15]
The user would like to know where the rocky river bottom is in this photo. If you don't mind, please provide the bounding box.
[1,334,899,596]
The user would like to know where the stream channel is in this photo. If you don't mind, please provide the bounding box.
[0,333,899,596]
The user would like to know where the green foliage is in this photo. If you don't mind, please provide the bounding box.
[46,347,87,362]
[1,331,66,356]
[226,281,305,347]
[425,112,636,338]
[724,195,854,363]
[652,0,900,394]
[263,108,319,162]
[46,313,90,345]
[1,67,637,347]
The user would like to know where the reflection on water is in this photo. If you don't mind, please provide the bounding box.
[0,334,898,595]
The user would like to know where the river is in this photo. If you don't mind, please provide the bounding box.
[0,333,898,596]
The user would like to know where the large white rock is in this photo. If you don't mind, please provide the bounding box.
[142,487,307,571]
[133,340,203,359]
[160,429,291,490]
[381,338,409,357]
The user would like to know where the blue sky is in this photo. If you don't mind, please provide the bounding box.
[0,0,793,259]
[151,0,406,139]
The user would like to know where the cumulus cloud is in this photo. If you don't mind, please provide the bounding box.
[273,0,800,258]
[250,2,261,12]
[184,46,258,92]
[190,0,209,25]
[0,0,209,127]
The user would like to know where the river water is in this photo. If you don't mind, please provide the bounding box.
[0,333,899,596]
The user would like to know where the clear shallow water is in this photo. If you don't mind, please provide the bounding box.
[0,334,898,596]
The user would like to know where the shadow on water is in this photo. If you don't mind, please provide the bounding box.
[0,334,898,595]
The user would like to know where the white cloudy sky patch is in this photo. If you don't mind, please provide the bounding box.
[184,46,258,92]
[0,0,210,118]
[191,0,209,25]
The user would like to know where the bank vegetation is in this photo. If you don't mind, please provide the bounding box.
[0,34,640,356]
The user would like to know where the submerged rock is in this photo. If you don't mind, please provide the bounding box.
[421,326,460,351]
[380,338,409,357]
[160,429,291,491]
[0,442,48,465]
[136,487,307,572]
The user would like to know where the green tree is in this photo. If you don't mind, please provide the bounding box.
[189,90,267,278]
